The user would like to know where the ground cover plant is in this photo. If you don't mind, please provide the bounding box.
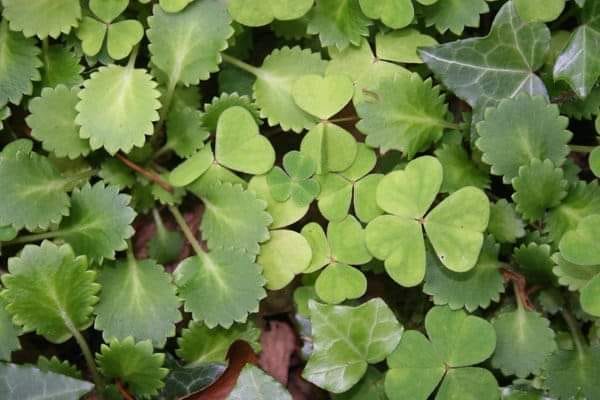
[1,0,600,399]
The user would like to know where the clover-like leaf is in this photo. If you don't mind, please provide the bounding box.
[97,337,168,398]
[159,0,194,13]
[307,0,371,50]
[302,298,403,393]
[2,0,81,39]
[76,65,161,155]
[228,0,314,27]
[267,151,320,207]
[559,214,600,266]
[543,346,600,400]
[1,241,99,343]
[359,0,413,29]
[106,20,144,60]
[515,0,565,22]
[315,263,367,304]
[301,122,358,175]
[292,74,353,120]
[0,298,21,362]
[331,367,386,400]
[228,364,292,400]
[257,230,312,290]
[375,29,438,64]
[174,249,266,328]
[421,0,489,35]
[434,143,490,193]
[202,93,261,132]
[169,146,214,188]
[248,175,309,229]
[95,258,181,348]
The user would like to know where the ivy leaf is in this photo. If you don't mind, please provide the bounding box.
[420,2,550,115]
[307,0,371,50]
[97,337,168,398]
[302,298,403,393]
[228,364,292,400]
[2,0,81,39]
[148,0,233,86]
[1,241,99,343]
[476,95,571,183]
[267,151,320,207]
[258,229,312,290]
[248,175,309,229]
[434,143,490,193]
[40,45,83,89]
[543,346,600,400]
[156,359,225,400]
[174,249,266,328]
[292,74,354,120]
[27,85,90,159]
[177,321,260,366]
[356,73,451,158]
[0,21,42,106]
[358,0,413,29]
[0,363,94,400]
[76,65,161,155]
[228,0,314,27]
[491,308,556,378]
[0,298,21,361]
[95,258,181,348]
[421,0,489,35]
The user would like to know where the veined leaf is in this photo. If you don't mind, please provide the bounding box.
[228,364,292,400]
[2,0,81,39]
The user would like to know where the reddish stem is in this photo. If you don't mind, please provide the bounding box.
[115,153,173,193]
[116,381,135,400]
[501,268,535,311]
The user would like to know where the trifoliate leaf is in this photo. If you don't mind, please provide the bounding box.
[76,17,106,57]
[0,151,70,231]
[301,122,357,174]
[174,249,266,328]
[435,143,490,193]
[359,0,413,29]
[267,151,319,207]
[424,237,504,312]
[165,106,208,159]
[476,95,571,183]
[1,241,99,343]
[512,159,568,221]
[159,0,194,12]
[228,364,292,400]
[105,20,144,60]
[59,182,136,262]
[515,0,565,22]
[27,85,90,159]
[187,163,247,197]
[95,258,181,348]
[315,173,353,221]
[40,45,83,89]
[202,93,261,132]
[0,363,94,400]
[148,1,233,86]
[514,242,555,286]
[436,367,499,400]
[257,229,312,290]
[228,0,314,27]
[177,321,260,366]
[2,0,81,39]
[37,356,81,379]
[253,46,327,132]
[421,0,489,35]
[215,106,275,175]
[315,263,367,304]
[420,2,550,115]
[0,21,42,106]
[292,74,353,120]
[169,146,214,188]
[543,346,600,400]
[0,298,20,361]
[248,175,309,229]
[302,298,403,393]
[97,337,168,398]
[492,308,556,378]
[375,29,437,64]
[331,367,386,400]
[301,223,331,273]
[307,0,371,50]
[356,73,451,158]
[89,0,128,22]
[559,214,600,266]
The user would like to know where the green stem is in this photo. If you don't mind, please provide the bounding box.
[4,230,63,245]
[168,205,204,255]
[156,75,177,131]
[67,323,104,395]
[221,53,261,77]
[127,45,139,69]
[152,145,171,160]
[152,208,167,239]
[561,308,586,358]
[570,144,597,153]
[42,38,50,82]
[514,282,525,311]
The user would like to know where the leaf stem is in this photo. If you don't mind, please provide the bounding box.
[115,152,173,193]
[4,230,63,245]
[561,308,587,359]
[221,53,261,77]
[116,381,135,400]
[328,116,360,124]
[570,144,597,153]
[66,322,104,396]
[156,75,177,131]
[127,45,139,69]
[168,205,204,255]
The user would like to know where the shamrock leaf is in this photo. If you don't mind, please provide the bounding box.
[302,298,403,393]
[300,122,357,174]
[258,229,312,290]
[0,298,21,361]
[159,0,194,13]
[76,64,161,155]
[228,364,292,400]
[315,263,367,305]
[476,95,571,183]
[356,73,451,158]
[2,0,81,39]
[543,346,600,400]
[307,0,371,50]
[385,306,497,400]
[421,0,489,35]
[97,337,168,398]
[267,151,320,207]
[515,0,565,22]
[249,175,309,229]
[559,214,600,266]
[292,74,354,120]
[358,0,413,29]
[95,257,181,348]
[169,146,214,188]
[420,2,550,116]
[228,0,314,27]
[215,106,275,175]
[1,241,99,343]
[174,249,266,328]
[376,29,438,64]
[27,85,90,160]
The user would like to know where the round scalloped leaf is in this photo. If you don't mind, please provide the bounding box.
[581,273,600,316]
[307,0,372,50]
[148,1,233,86]
[315,263,367,304]
[1,241,99,344]
[229,364,292,400]
[37,356,81,379]
[95,258,181,348]
[488,199,526,244]
[292,74,353,120]
[543,347,600,400]
[356,74,450,158]
[476,95,571,183]
[0,21,42,106]
[359,0,413,29]
[59,182,136,263]
[174,250,266,328]
[165,106,208,159]
[202,93,261,132]
[97,337,168,398]
[76,65,160,155]
[422,0,489,35]
[552,253,600,291]
[27,85,90,159]
[248,175,309,229]
[228,0,314,27]
[2,0,81,39]
[0,298,21,361]
[0,151,71,231]
[559,214,600,266]
[491,309,556,378]
[253,47,327,132]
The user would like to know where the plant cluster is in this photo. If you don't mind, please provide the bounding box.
[0,0,600,399]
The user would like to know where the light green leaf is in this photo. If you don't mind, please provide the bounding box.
[435,143,490,193]
[292,74,354,120]
[354,174,384,223]
[202,93,260,132]
[2,0,81,39]
[332,367,386,400]
[543,346,600,400]
[76,17,106,57]
[515,0,565,22]
[0,298,20,361]
[328,215,371,265]
[267,151,319,207]
[590,147,600,177]
[559,214,600,266]
[376,29,437,64]
[228,364,292,400]
[358,0,413,29]
[315,263,367,304]
[169,146,213,187]
[421,0,489,35]
[301,223,331,273]
[315,173,353,221]
[89,0,128,23]
[106,20,144,60]
[301,123,358,174]
[307,0,371,50]
[165,105,208,159]
[159,0,194,13]
[248,175,309,229]
[436,367,499,400]
[581,273,600,316]
[228,0,314,27]
[552,253,600,291]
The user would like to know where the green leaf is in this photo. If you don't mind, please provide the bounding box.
[476,95,571,183]
[97,337,168,398]
[553,253,600,291]
[356,73,450,158]
[148,0,233,85]
[301,223,331,273]
[37,356,81,379]
[89,0,128,22]
[375,29,437,64]
[228,364,292,400]
[491,308,556,378]
[315,263,367,304]
[436,367,499,400]
[169,146,214,187]
[421,0,489,35]
[59,182,136,263]
[165,105,208,159]
[301,123,358,174]
[559,214,600,266]
[228,0,314,27]
[2,0,81,39]
[514,242,555,286]
[1,241,99,343]
[581,273,600,317]
[515,0,565,22]
[358,0,413,29]
[332,367,386,400]
[248,175,309,229]
[202,93,261,132]
[0,298,21,361]
[95,258,181,348]
[267,151,319,207]
[199,182,272,255]
[0,21,42,106]
[307,0,371,50]
[27,85,90,159]
[434,143,490,193]
[292,74,354,120]
[76,17,107,57]
[0,363,94,400]
[76,65,161,155]
[543,346,600,400]
[106,20,144,60]
[159,0,194,13]
[156,360,225,400]
[302,298,403,393]
[590,147,600,177]
[40,45,83,89]
[420,2,550,114]
[174,249,266,328]
[487,201,525,244]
